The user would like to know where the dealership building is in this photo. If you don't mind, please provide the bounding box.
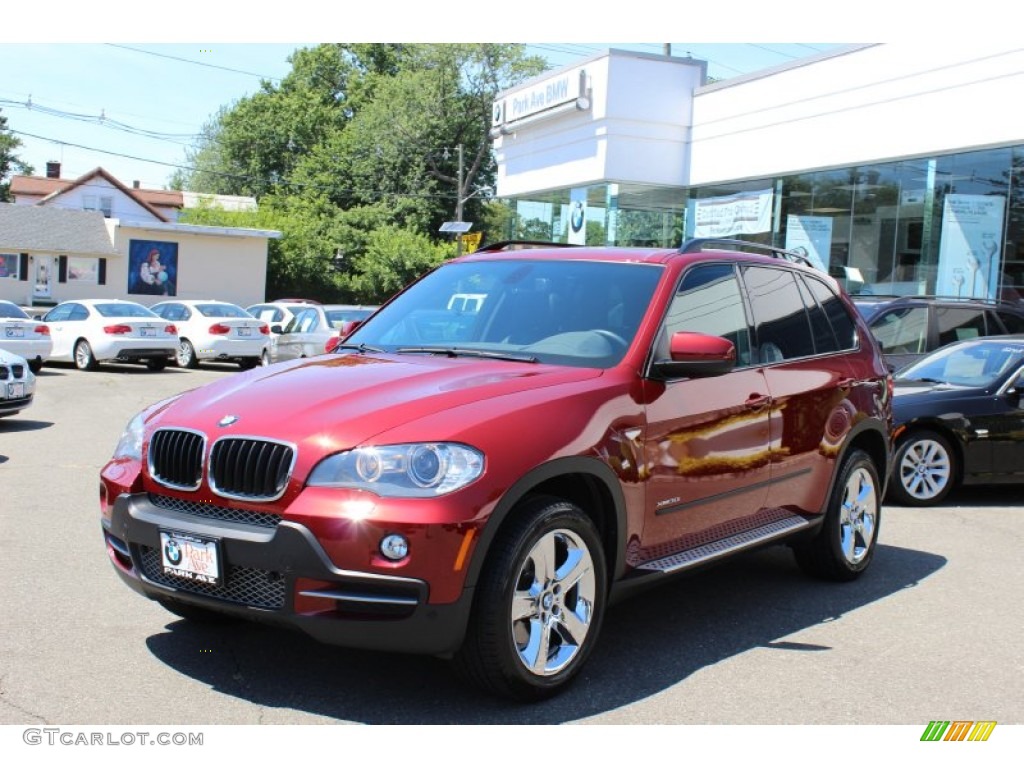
[490,43,1024,300]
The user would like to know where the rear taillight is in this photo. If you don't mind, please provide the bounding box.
[325,336,340,353]
[259,324,270,335]
[165,324,178,335]
[104,324,132,335]
[35,325,50,336]
[209,323,231,335]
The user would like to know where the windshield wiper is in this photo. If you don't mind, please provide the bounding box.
[332,343,386,354]
[901,377,947,384]
[396,346,539,363]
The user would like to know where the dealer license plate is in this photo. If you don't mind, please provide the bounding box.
[159,530,221,585]
[238,327,252,337]
[6,382,25,399]
[5,326,24,338]
[140,327,156,337]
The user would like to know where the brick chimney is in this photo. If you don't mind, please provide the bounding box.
[45,161,61,179]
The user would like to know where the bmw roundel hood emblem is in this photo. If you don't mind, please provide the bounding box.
[218,415,240,427]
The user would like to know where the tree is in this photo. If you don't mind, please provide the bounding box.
[0,109,33,202]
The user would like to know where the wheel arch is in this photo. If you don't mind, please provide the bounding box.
[818,419,890,518]
[463,457,628,593]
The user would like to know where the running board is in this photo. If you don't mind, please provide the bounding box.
[637,515,813,574]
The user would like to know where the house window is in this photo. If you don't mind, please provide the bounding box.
[0,254,18,279]
[67,257,99,283]
[83,195,114,217]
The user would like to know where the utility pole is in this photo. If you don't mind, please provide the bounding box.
[456,143,465,256]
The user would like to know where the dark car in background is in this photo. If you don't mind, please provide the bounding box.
[853,294,1024,371]
[889,335,1024,506]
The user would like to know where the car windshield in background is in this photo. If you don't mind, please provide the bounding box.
[896,339,1024,387]
[94,302,157,318]
[195,303,250,318]
[346,259,664,368]
[325,308,373,328]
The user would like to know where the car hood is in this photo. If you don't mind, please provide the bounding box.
[150,352,603,450]
[892,379,982,418]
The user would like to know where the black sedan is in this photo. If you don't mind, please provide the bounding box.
[889,335,1024,505]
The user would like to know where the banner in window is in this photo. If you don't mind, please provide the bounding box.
[693,189,773,238]
[784,216,831,273]
[128,239,178,297]
[935,194,1005,300]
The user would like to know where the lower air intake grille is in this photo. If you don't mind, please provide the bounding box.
[140,546,285,609]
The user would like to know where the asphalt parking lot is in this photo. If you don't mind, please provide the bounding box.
[1,361,1022,726]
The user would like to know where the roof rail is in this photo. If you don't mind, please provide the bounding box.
[474,240,581,253]
[853,293,1019,306]
[679,238,814,268]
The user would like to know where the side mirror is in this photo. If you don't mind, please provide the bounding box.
[652,331,736,379]
[270,324,284,335]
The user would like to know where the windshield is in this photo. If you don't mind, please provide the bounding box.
[0,302,30,319]
[346,259,664,368]
[897,341,1024,387]
[196,303,249,318]
[95,302,158,318]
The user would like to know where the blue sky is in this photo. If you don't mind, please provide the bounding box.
[0,1,880,190]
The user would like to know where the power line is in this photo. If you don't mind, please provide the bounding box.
[105,43,285,83]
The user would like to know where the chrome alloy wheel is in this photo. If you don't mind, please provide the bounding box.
[839,466,878,566]
[898,438,952,501]
[510,528,597,676]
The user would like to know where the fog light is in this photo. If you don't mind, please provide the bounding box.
[380,534,409,561]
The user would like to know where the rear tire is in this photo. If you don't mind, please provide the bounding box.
[454,496,606,701]
[146,358,168,372]
[28,357,43,373]
[794,449,881,581]
[176,339,199,369]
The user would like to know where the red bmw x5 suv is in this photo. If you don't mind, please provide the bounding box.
[100,239,892,700]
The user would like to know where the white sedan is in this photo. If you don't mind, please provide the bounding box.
[0,300,52,373]
[0,348,36,417]
[151,300,269,369]
[42,299,178,372]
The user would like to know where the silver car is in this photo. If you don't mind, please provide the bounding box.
[270,304,377,363]
[0,348,36,418]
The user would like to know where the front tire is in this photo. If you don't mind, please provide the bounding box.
[74,339,99,371]
[454,497,606,701]
[889,430,955,506]
[176,339,199,369]
[794,449,881,581]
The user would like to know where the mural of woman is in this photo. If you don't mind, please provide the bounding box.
[139,249,169,295]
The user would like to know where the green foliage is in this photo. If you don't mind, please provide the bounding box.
[175,43,546,301]
[0,109,33,202]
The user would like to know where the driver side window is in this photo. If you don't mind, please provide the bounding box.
[658,263,752,366]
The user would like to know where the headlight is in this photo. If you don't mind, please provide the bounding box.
[110,394,184,461]
[307,443,484,497]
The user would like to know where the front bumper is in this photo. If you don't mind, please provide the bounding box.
[102,492,474,655]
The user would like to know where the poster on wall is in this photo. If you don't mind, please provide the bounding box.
[693,189,773,238]
[935,194,1005,300]
[128,239,178,297]
[33,255,54,300]
[784,215,832,273]
[567,188,588,245]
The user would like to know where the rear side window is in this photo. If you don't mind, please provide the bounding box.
[996,310,1024,334]
[936,307,987,346]
[805,277,858,350]
[742,266,816,362]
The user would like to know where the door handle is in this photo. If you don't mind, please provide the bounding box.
[745,393,771,409]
